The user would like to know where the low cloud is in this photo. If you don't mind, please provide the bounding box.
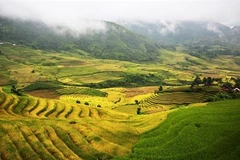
[0,0,108,35]
[0,0,240,31]
[49,19,107,36]
[206,22,224,37]
[157,21,179,35]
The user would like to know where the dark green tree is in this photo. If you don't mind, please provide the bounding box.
[137,107,141,115]
[206,77,213,86]
[135,100,139,105]
[191,75,202,88]
[202,77,207,85]
[234,78,240,88]
[11,85,22,96]
[203,77,213,86]
[158,85,163,91]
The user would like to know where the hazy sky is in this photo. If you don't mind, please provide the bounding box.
[0,0,240,26]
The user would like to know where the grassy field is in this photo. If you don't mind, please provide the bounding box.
[1,44,240,89]
[121,99,240,160]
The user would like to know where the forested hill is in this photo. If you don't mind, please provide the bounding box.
[121,21,240,46]
[0,17,160,62]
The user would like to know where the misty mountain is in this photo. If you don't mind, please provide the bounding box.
[0,17,160,62]
[121,21,240,46]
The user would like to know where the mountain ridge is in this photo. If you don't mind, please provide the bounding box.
[0,16,160,62]
[120,20,240,46]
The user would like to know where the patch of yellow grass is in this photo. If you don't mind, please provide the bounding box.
[60,95,115,108]
[127,111,171,134]
[186,102,208,107]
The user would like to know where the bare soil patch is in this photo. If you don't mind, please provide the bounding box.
[60,60,85,66]
[124,86,157,97]
[27,89,60,99]
[0,79,9,85]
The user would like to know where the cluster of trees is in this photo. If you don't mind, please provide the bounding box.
[188,76,240,102]
[185,44,240,59]
[202,77,214,86]
[191,76,211,88]
[206,91,240,102]
[86,74,163,88]
[10,85,22,96]
[191,75,240,89]
[221,78,240,89]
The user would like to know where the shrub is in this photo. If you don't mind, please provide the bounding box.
[42,62,55,66]
[11,85,23,96]
[69,121,76,124]
[137,107,141,115]
[194,123,201,128]
[135,100,139,105]
[206,92,233,102]
[159,85,163,91]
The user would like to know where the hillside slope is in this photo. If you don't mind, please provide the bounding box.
[123,99,240,160]
[0,17,159,62]
[0,89,167,159]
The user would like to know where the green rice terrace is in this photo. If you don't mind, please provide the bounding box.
[123,100,240,160]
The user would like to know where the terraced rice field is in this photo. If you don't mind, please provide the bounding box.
[123,99,240,160]
[59,94,115,108]
[1,84,239,160]
[1,95,89,120]
[0,89,166,159]
[141,92,214,108]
